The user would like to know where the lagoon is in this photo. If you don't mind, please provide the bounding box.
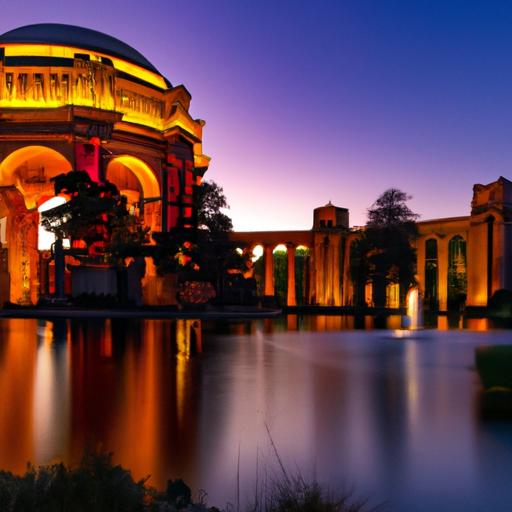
[0,315,511,511]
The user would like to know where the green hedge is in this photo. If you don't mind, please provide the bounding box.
[475,345,512,390]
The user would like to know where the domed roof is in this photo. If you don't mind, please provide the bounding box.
[0,23,160,74]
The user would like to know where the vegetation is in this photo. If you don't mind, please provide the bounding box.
[273,248,287,306]
[475,345,512,390]
[249,475,378,512]
[195,180,233,234]
[351,189,418,308]
[0,452,379,512]
[153,179,249,304]
[488,289,512,318]
[295,247,310,306]
[40,170,148,263]
[0,452,148,511]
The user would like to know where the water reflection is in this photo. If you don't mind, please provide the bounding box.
[34,319,70,463]
[0,316,511,511]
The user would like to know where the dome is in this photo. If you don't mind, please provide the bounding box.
[0,23,160,75]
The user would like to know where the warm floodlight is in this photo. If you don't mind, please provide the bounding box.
[38,197,66,251]
[251,245,264,262]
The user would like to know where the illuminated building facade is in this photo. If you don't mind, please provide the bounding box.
[0,24,209,305]
[231,177,512,311]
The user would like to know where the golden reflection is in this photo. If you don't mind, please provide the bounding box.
[386,315,402,330]
[114,320,161,486]
[100,319,113,358]
[287,314,298,331]
[437,316,449,330]
[465,318,489,331]
[0,320,37,473]
[176,320,202,427]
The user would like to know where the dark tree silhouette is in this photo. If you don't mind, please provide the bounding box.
[42,170,148,261]
[351,188,418,308]
[194,180,233,233]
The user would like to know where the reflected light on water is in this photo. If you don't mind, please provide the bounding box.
[33,320,70,464]
[465,318,489,331]
[0,315,510,512]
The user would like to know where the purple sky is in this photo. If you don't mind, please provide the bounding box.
[1,1,512,230]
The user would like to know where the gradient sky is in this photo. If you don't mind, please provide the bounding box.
[1,0,511,230]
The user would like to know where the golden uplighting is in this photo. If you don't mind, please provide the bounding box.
[106,155,160,199]
[1,43,167,89]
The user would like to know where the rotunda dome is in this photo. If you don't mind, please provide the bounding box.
[0,23,160,75]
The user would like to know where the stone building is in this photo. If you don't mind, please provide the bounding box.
[0,23,209,305]
[231,177,512,311]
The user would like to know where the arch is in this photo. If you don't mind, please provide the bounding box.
[448,235,467,309]
[250,244,265,295]
[272,244,288,305]
[106,155,160,199]
[106,155,161,232]
[295,245,311,305]
[273,243,288,253]
[424,238,438,309]
[0,146,72,209]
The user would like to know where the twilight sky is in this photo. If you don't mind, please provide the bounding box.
[1,0,511,230]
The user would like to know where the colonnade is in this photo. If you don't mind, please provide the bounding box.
[262,243,299,307]
[415,228,469,311]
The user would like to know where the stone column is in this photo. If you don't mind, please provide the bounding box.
[415,236,426,297]
[286,244,296,307]
[467,220,487,307]
[264,245,274,297]
[493,219,505,294]
[342,237,353,306]
[332,235,341,306]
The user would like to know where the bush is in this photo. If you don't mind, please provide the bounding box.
[488,289,512,318]
[0,453,378,512]
[475,345,512,390]
[0,452,148,511]
[248,473,381,512]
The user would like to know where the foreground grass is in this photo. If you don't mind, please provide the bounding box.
[0,452,380,512]
[247,473,381,512]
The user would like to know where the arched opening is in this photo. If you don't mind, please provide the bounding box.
[0,145,72,209]
[0,146,72,304]
[106,155,160,232]
[273,244,288,306]
[448,235,467,310]
[37,196,73,298]
[425,238,438,309]
[386,283,399,308]
[295,245,310,305]
[250,244,265,296]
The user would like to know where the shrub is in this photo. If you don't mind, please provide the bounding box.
[475,345,512,390]
[248,473,381,512]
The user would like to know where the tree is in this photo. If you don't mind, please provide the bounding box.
[367,188,419,228]
[193,180,249,301]
[40,170,138,257]
[352,189,418,308]
[153,179,249,303]
[194,180,233,233]
[40,170,149,300]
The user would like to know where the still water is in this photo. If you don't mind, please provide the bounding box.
[0,315,511,511]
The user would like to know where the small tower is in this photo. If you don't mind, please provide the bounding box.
[313,201,349,230]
